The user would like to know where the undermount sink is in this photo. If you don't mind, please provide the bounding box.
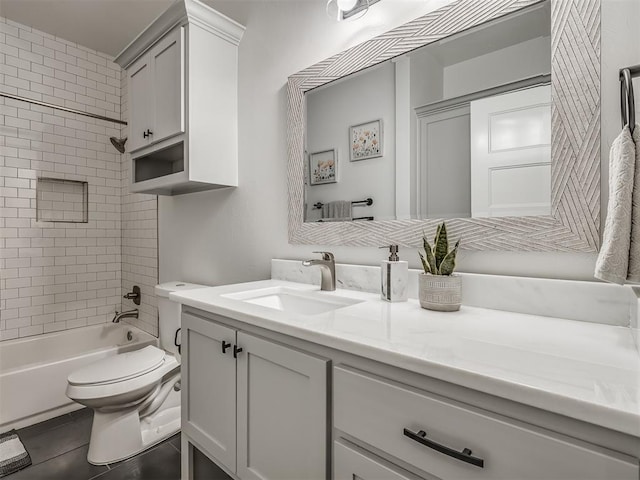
[222,286,363,315]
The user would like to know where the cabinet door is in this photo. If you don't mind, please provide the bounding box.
[150,26,184,144]
[128,53,152,152]
[236,332,328,480]
[182,313,237,472]
[334,441,420,480]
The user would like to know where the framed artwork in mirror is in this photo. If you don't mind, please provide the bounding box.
[350,119,383,161]
[309,149,337,185]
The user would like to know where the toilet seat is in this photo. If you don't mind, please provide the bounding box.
[66,347,179,406]
[68,346,166,386]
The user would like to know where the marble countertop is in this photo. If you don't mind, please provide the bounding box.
[171,279,640,438]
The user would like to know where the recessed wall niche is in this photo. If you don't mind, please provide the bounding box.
[36,178,88,223]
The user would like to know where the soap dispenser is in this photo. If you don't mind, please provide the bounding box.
[380,245,408,302]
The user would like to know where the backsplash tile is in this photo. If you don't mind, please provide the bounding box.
[272,259,636,327]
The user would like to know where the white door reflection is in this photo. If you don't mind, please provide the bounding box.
[470,85,551,217]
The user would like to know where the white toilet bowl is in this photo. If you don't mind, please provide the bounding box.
[65,281,206,465]
[67,346,181,464]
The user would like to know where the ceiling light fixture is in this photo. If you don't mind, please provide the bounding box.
[326,0,378,21]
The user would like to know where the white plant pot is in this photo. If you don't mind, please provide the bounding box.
[419,273,461,312]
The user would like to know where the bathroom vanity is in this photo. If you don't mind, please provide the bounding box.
[173,279,640,480]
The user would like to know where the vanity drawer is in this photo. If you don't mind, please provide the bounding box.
[334,440,422,480]
[334,366,637,480]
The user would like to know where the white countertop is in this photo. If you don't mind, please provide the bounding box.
[171,279,640,438]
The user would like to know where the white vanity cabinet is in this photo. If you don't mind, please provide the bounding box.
[181,312,329,480]
[175,283,639,480]
[333,366,638,480]
[181,313,237,469]
[115,0,244,195]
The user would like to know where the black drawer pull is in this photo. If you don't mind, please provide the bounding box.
[233,345,243,358]
[221,341,231,354]
[403,428,484,468]
[143,129,153,138]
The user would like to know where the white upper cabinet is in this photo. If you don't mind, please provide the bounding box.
[128,27,184,152]
[116,0,244,195]
[128,55,153,153]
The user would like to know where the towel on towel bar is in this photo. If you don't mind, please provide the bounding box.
[321,201,352,222]
[627,126,640,281]
[595,125,640,284]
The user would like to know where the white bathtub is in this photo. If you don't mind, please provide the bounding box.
[0,324,157,431]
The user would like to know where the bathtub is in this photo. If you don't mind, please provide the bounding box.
[0,324,157,431]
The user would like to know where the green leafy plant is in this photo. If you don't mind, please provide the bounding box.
[419,222,460,276]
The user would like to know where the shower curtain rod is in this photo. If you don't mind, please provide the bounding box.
[0,92,128,125]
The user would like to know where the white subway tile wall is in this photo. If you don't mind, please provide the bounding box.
[119,73,159,337]
[0,17,159,340]
[36,178,88,222]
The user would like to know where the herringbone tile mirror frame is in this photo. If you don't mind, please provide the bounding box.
[287,0,600,252]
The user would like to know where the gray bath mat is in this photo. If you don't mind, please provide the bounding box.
[0,430,32,477]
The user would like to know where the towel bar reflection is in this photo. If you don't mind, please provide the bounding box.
[317,216,374,222]
[313,197,373,210]
[620,65,640,134]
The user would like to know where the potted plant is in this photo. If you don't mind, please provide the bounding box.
[418,222,461,311]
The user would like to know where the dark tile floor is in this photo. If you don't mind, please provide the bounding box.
[8,408,181,480]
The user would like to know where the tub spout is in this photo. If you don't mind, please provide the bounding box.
[112,309,138,323]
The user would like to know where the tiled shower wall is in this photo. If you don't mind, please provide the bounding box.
[0,17,122,340]
[119,74,159,337]
[0,17,159,341]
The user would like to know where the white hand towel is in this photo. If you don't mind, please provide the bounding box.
[627,125,640,282]
[595,126,636,284]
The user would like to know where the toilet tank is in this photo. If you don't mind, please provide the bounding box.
[155,281,207,360]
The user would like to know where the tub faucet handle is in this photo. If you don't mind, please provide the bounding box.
[123,285,141,305]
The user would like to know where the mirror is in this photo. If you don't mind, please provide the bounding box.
[288,0,600,252]
[304,1,551,223]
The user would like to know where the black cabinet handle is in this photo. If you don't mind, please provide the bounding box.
[143,129,153,138]
[403,428,484,468]
[221,341,231,354]
[233,345,243,358]
[174,328,181,355]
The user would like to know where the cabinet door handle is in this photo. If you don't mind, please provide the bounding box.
[221,341,231,354]
[233,345,243,358]
[174,328,182,355]
[403,428,484,468]
[143,129,153,138]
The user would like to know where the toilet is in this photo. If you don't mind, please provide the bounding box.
[66,281,206,465]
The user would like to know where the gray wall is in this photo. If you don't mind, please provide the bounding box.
[306,62,395,222]
[159,0,640,286]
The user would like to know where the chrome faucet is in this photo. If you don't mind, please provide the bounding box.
[302,251,336,291]
[112,309,139,323]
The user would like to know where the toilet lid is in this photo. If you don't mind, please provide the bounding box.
[68,345,166,385]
